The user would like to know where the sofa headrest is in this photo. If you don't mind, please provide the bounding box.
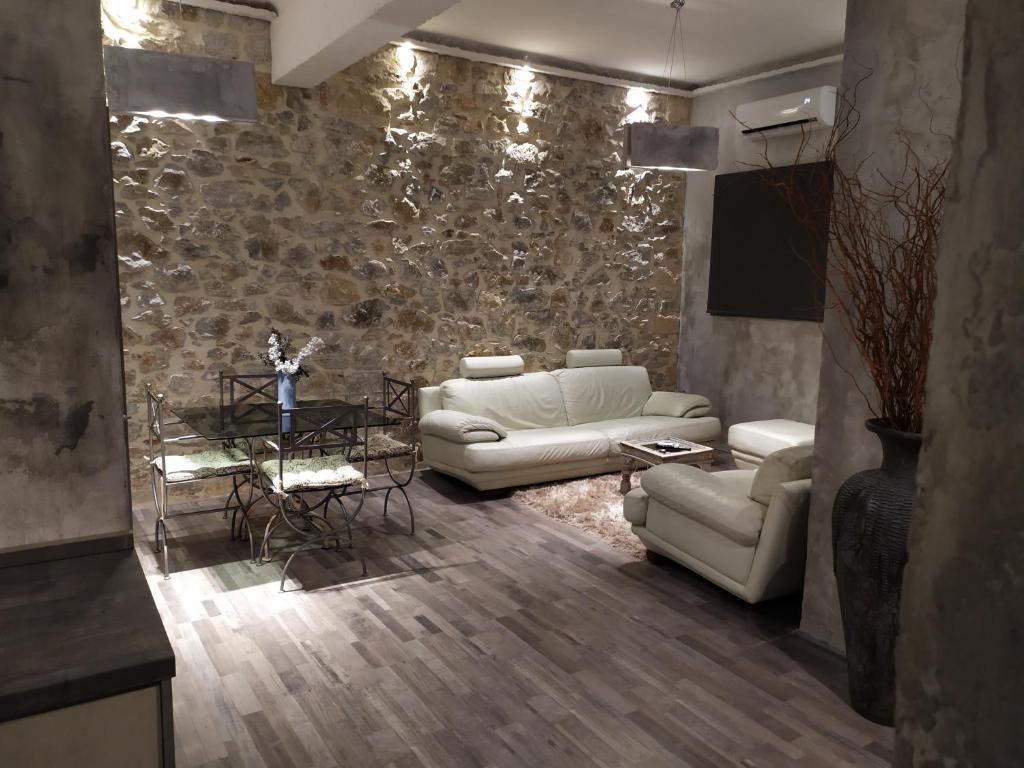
[458,354,525,379]
[565,349,623,368]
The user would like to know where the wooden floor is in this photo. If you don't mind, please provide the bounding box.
[137,470,893,768]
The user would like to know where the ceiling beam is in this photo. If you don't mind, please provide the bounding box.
[271,0,458,87]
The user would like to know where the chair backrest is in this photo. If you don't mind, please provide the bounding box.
[145,383,167,470]
[267,400,368,484]
[220,372,277,414]
[383,374,415,418]
[749,444,815,505]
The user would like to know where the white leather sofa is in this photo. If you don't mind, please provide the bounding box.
[418,351,721,491]
[623,444,813,603]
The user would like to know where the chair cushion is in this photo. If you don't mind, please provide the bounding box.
[440,372,568,430]
[260,456,366,494]
[586,415,722,446]
[550,366,653,425]
[728,419,814,460]
[641,464,765,546]
[642,391,712,418]
[712,469,757,497]
[750,444,814,506]
[460,427,609,472]
[152,448,250,482]
[347,433,413,461]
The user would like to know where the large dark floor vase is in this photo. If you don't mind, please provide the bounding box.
[832,418,922,726]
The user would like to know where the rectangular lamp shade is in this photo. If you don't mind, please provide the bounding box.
[624,123,719,172]
[103,46,257,123]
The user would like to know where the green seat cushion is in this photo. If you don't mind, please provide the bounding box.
[347,433,414,461]
[260,456,366,494]
[152,448,250,482]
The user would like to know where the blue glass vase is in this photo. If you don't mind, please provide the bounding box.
[277,372,297,432]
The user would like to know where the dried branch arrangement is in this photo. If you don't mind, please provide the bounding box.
[755,83,950,433]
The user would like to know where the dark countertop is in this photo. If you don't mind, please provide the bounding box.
[0,548,175,722]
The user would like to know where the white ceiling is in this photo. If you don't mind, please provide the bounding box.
[417,0,847,88]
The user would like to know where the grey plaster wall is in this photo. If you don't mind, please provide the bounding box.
[798,0,966,651]
[679,62,840,432]
[895,0,1024,761]
[0,0,133,555]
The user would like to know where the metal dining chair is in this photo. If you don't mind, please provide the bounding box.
[254,400,370,591]
[345,373,419,533]
[218,372,277,540]
[145,383,254,578]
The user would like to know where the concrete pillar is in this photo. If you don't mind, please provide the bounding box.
[0,0,132,561]
[895,0,1024,762]
[799,0,966,651]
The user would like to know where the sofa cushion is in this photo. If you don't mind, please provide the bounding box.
[550,366,652,425]
[642,391,712,418]
[750,444,814,505]
[461,427,609,472]
[440,372,568,430]
[587,415,722,445]
[728,419,814,460]
[458,354,524,379]
[419,409,507,443]
[712,469,757,497]
[565,349,623,368]
[641,464,765,546]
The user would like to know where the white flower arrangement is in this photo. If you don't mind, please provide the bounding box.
[256,328,324,378]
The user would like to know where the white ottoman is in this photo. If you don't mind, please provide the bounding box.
[728,419,815,469]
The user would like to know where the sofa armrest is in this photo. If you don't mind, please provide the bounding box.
[642,391,712,418]
[623,487,649,526]
[418,410,507,444]
[744,478,812,602]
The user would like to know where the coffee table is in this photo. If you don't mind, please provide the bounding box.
[617,438,715,494]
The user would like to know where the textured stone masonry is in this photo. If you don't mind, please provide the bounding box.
[104,1,689,495]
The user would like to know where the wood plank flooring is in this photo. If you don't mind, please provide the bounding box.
[135,470,892,768]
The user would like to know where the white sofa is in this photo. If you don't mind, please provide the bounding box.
[624,444,813,603]
[418,351,721,491]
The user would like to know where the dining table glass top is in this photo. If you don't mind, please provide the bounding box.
[171,399,399,441]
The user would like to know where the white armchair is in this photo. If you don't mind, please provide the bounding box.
[624,445,813,603]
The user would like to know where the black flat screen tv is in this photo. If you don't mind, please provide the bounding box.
[707,161,831,322]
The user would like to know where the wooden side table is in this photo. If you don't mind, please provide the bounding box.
[618,438,715,494]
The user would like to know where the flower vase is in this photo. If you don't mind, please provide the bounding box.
[832,418,922,725]
[277,372,297,433]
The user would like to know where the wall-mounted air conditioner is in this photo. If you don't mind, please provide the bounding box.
[735,86,837,138]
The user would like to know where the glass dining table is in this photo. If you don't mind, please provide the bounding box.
[171,398,399,442]
[169,390,418,586]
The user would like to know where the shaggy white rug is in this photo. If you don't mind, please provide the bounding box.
[512,472,645,559]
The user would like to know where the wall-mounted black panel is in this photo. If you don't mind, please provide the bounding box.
[708,161,831,322]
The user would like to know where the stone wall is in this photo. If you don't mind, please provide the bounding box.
[0,0,132,557]
[104,2,690,496]
[679,61,841,431]
[896,0,1024,761]
[798,0,966,651]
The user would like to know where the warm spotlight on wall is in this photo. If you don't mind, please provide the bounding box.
[395,42,417,75]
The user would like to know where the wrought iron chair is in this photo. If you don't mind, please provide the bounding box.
[218,372,277,540]
[345,373,419,534]
[219,372,278,418]
[254,400,370,591]
[145,383,254,578]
